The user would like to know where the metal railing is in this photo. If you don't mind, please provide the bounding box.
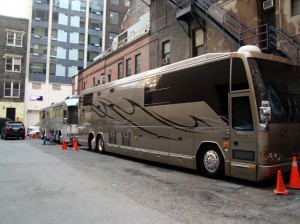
[94,24,150,61]
[168,0,300,64]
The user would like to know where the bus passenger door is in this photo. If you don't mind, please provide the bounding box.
[229,93,258,181]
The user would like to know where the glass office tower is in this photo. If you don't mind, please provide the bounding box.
[25,0,103,127]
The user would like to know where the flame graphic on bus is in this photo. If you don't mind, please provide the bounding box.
[91,97,226,140]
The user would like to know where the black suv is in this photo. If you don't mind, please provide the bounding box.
[1,121,26,140]
[0,117,12,134]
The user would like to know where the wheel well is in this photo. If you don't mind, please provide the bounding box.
[88,133,94,141]
[196,142,223,170]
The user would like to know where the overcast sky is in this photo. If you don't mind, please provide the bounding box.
[0,0,30,19]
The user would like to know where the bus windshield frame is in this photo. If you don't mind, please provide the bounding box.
[248,58,300,123]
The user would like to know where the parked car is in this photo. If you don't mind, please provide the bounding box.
[0,117,12,134]
[1,121,26,140]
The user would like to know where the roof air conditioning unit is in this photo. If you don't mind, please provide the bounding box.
[263,0,274,10]
[162,57,170,65]
[101,76,108,85]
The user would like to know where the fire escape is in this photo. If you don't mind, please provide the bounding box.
[167,0,300,64]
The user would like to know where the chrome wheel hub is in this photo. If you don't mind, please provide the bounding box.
[204,150,220,173]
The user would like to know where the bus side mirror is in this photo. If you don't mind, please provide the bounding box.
[259,101,271,131]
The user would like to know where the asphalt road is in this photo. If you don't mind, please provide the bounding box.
[0,138,300,224]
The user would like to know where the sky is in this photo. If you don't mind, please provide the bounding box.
[0,0,30,19]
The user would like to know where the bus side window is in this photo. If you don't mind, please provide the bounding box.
[63,110,67,123]
[232,96,253,131]
[232,58,249,91]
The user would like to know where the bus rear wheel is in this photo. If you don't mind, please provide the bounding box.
[199,145,224,178]
[95,136,105,154]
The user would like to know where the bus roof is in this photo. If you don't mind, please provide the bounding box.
[81,46,297,95]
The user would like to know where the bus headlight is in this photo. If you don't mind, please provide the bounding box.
[261,152,281,161]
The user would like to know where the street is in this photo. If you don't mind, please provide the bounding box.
[0,138,299,224]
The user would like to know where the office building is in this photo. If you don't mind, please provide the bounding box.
[24,0,104,127]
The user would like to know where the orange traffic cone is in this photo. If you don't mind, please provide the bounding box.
[61,141,67,150]
[73,140,78,151]
[288,156,300,189]
[274,170,289,195]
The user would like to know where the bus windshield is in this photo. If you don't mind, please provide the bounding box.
[248,58,300,123]
[68,106,78,124]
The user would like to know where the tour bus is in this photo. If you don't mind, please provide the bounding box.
[40,95,79,143]
[77,46,300,181]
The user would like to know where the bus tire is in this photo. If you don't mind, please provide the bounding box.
[95,135,105,154]
[88,135,95,151]
[198,145,224,178]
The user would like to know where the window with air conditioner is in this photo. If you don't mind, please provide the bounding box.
[263,0,274,10]
[162,41,170,65]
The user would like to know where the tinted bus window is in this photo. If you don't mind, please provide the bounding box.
[231,58,249,91]
[144,59,230,116]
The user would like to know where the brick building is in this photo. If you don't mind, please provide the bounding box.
[74,0,150,95]
[73,0,300,93]
[0,15,28,121]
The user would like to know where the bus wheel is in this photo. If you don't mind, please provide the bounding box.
[88,136,95,151]
[95,136,105,154]
[199,145,224,178]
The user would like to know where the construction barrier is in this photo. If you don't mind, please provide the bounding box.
[274,170,289,195]
[288,156,300,189]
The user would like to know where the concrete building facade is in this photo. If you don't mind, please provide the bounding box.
[0,15,28,121]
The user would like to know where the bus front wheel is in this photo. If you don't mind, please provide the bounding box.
[199,145,224,178]
[95,136,105,154]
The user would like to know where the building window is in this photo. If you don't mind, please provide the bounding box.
[89,35,101,46]
[109,11,119,25]
[5,57,21,72]
[80,17,85,27]
[33,9,48,21]
[194,29,204,56]
[6,30,23,47]
[79,33,85,44]
[50,46,57,58]
[90,1,101,14]
[162,41,170,59]
[109,32,118,46]
[32,26,48,38]
[4,81,20,98]
[30,44,47,56]
[89,19,101,30]
[53,0,59,6]
[118,62,123,79]
[78,50,84,60]
[88,51,98,62]
[135,54,141,74]
[126,58,131,77]
[51,29,58,40]
[110,0,119,5]
[50,64,56,76]
[30,62,46,75]
[292,0,300,16]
